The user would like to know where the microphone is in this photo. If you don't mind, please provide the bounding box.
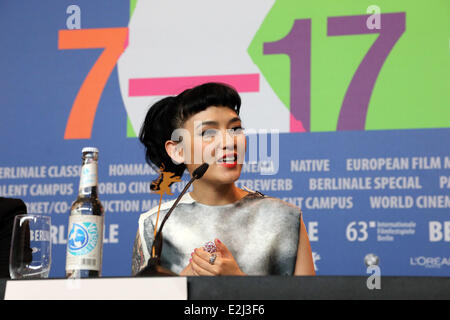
[192,162,209,179]
[137,163,209,277]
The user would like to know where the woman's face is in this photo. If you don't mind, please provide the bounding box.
[179,106,246,185]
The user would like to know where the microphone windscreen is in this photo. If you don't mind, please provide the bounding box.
[193,163,209,179]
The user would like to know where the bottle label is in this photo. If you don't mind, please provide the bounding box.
[79,163,98,189]
[66,215,103,272]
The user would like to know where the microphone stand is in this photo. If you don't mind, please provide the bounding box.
[137,163,209,277]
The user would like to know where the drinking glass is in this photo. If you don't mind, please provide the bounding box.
[9,214,52,279]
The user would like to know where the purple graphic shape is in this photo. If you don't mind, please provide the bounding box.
[264,19,311,132]
[328,13,406,131]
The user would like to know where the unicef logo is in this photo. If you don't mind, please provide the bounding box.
[68,222,98,256]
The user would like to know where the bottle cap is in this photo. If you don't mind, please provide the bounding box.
[82,147,99,153]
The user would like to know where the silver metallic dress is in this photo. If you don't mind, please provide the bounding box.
[136,190,302,275]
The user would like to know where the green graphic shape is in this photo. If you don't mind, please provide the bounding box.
[127,0,139,138]
[130,0,138,18]
[127,116,137,138]
[248,0,450,131]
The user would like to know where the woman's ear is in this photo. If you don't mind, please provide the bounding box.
[165,140,184,165]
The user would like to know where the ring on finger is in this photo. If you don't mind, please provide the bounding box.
[209,253,217,265]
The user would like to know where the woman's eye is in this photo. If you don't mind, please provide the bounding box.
[201,127,244,139]
[202,129,218,137]
[229,126,244,135]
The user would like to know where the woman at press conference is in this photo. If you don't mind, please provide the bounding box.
[131,82,315,276]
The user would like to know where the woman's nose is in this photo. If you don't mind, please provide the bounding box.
[221,129,237,150]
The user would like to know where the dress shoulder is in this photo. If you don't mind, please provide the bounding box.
[244,190,303,218]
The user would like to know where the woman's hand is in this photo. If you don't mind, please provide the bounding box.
[179,262,196,276]
[188,239,245,276]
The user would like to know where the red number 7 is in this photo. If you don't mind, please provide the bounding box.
[58,28,128,139]
[328,13,405,130]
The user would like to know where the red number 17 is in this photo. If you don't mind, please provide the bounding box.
[264,13,405,131]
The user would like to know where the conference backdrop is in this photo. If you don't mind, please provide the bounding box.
[0,0,449,277]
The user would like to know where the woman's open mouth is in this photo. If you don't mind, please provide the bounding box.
[216,153,238,168]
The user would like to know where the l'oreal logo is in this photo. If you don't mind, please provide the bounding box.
[410,256,450,268]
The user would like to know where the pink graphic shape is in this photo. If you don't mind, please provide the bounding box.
[290,113,306,132]
[124,32,129,50]
[129,74,260,96]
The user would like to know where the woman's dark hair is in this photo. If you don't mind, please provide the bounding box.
[139,82,241,191]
